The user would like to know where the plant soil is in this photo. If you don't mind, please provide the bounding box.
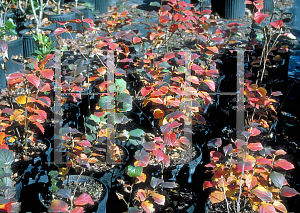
[40,175,106,211]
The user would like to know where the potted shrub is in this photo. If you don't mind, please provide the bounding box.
[39,171,108,212]
[0,17,23,89]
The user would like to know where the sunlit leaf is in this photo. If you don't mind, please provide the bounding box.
[141,200,155,213]
[209,190,225,204]
[136,189,147,201]
[274,159,294,170]
[26,74,40,89]
[16,95,27,105]
[270,20,283,29]
[41,69,54,81]
[252,185,273,202]
[246,174,258,190]
[254,12,268,25]
[49,200,68,212]
[273,201,287,213]
[259,203,276,213]
[74,193,94,206]
[247,143,263,151]
[151,193,165,205]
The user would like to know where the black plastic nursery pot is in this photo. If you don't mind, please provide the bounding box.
[19,29,54,58]
[39,175,108,213]
[262,0,274,13]
[0,37,23,89]
[46,11,76,39]
[212,0,246,19]
[10,138,51,181]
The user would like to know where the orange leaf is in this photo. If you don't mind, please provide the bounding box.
[133,37,141,44]
[273,201,287,213]
[49,200,68,212]
[151,192,165,205]
[16,95,27,104]
[141,200,155,213]
[153,108,164,119]
[246,174,258,189]
[209,191,225,204]
[207,46,219,54]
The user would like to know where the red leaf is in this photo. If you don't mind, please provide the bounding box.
[79,140,91,147]
[170,24,178,33]
[257,157,273,167]
[34,109,47,120]
[49,200,68,212]
[137,189,147,201]
[164,133,177,146]
[164,53,175,60]
[274,159,294,170]
[26,74,40,89]
[74,193,94,206]
[109,43,119,50]
[34,121,45,134]
[198,91,211,105]
[203,79,215,92]
[41,69,54,80]
[75,75,85,83]
[259,203,276,213]
[179,136,190,145]
[254,12,268,24]
[201,9,212,15]
[178,1,187,8]
[192,64,204,74]
[211,37,224,44]
[141,86,152,97]
[159,15,171,24]
[71,207,84,213]
[203,181,215,190]
[68,19,82,24]
[119,58,133,62]
[252,185,273,202]
[37,96,51,107]
[133,37,141,44]
[270,20,283,29]
[8,73,23,80]
[83,18,94,27]
[54,27,67,37]
[248,127,261,136]
[247,142,263,151]
[154,149,164,163]
[162,154,170,167]
[280,186,299,197]
[207,46,219,54]
[271,91,283,96]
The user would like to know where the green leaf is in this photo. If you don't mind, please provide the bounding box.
[115,113,125,124]
[48,170,59,179]
[115,78,127,93]
[0,149,14,168]
[256,32,264,41]
[270,171,285,188]
[85,119,98,133]
[177,66,186,73]
[129,129,144,138]
[98,96,114,109]
[150,1,161,7]
[118,102,132,112]
[127,165,142,177]
[116,93,132,103]
[159,61,171,69]
[85,133,96,142]
[89,114,101,123]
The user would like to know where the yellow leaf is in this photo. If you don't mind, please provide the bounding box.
[8,136,17,143]
[16,95,27,104]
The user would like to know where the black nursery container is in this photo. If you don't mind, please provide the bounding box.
[262,0,274,13]
[0,37,23,89]
[212,0,245,19]
[19,29,55,58]
[46,12,76,39]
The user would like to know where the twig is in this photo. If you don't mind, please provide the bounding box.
[221,175,230,213]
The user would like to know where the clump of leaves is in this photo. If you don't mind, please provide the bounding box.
[116,164,177,213]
